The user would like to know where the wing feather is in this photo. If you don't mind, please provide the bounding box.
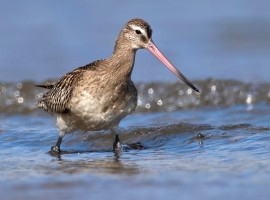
[36,60,102,113]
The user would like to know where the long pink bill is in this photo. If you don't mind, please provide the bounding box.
[146,40,199,92]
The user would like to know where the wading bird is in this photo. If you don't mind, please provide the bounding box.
[37,18,199,154]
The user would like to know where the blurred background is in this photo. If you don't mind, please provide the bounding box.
[1,2,270,200]
[1,0,270,83]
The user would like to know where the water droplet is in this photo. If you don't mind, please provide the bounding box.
[148,88,154,95]
[145,103,151,109]
[211,85,216,92]
[137,99,142,106]
[17,83,23,89]
[246,94,253,104]
[177,101,183,107]
[178,90,184,96]
[187,88,192,95]
[17,97,24,104]
[157,99,163,106]
[14,91,20,97]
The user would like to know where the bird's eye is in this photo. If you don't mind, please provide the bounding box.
[135,30,141,34]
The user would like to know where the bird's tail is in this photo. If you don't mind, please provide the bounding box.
[35,84,54,89]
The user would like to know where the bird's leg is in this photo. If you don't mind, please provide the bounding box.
[51,129,65,154]
[111,128,122,152]
[111,127,145,152]
[111,127,145,153]
[113,134,122,151]
[51,136,63,154]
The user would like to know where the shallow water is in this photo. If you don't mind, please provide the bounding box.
[1,1,270,199]
[1,81,270,200]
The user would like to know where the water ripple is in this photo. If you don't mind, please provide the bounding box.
[1,79,270,114]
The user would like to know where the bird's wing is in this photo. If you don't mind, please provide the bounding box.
[37,68,83,113]
[36,60,103,113]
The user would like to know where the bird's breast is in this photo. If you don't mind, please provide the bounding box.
[59,81,137,131]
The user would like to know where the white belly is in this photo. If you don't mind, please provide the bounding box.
[56,89,137,133]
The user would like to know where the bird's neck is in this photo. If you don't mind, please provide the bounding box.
[109,34,137,79]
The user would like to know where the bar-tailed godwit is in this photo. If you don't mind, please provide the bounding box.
[37,18,199,154]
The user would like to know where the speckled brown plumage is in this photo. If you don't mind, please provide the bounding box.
[37,61,102,113]
[36,18,198,154]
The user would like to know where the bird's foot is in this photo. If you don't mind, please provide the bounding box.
[113,134,145,154]
[49,136,63,156]
[50,145,61,155]
[113,134,122,153]
[126,142,144,150]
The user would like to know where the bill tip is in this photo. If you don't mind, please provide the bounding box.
[194,87,200,93]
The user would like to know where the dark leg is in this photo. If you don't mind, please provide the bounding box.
[111,128,122,152]
[128,142,144,149]
[113,134,122,152]
[111,128,144,152]
[51,136,63,154]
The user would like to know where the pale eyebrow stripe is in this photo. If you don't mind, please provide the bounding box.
[130,25,147,36]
